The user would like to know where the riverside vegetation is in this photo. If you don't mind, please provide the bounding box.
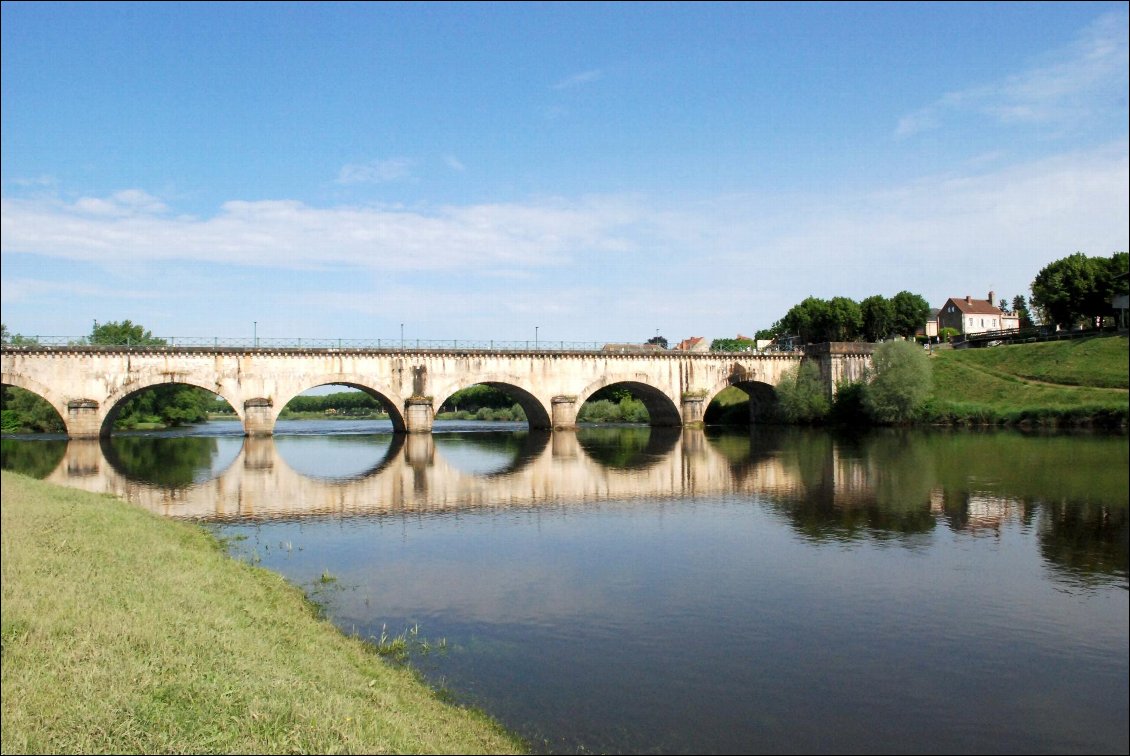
[0,471,524,755]
[706,335,1129,429]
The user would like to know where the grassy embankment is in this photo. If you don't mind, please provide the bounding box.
[922,335,1129,427]
[705,335,1128,427]
[0,472,524,755]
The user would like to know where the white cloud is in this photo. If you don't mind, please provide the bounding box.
[896,10,1128,138]
[444,155,466,172]
[0,193,645,273]
[336,157,415,184]
[3,142,1126,340]
[552,69,603,90]
[71,189,168,217]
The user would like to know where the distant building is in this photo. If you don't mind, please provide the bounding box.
[920,308,941,340]
[937,290,1017,336]
[673,336,710,352]
[601,342,663,353]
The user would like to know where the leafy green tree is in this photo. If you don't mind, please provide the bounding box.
[826,296,863,341]
[113,385,217,428]
[646,335,668,349]
[860,295,895,342]
[1011,295,1034,328]
[89,320,165,346]
[780,296,863,343]
[774,361,829,423]
[999,298,1010,314]
[1,386,65,433]
[863,340,933,424]
[710,337,757,352]
[779,297,828,344]
[890,291,931,338]
[1031,251,1128,329]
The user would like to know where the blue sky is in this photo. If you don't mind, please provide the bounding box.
[2,1,1127,344]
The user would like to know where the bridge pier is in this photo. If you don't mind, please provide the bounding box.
[405,396,434,433]
[680,395,706,427]
[244,398,275,437]
[551,395,577,429]
[66,399,102,438]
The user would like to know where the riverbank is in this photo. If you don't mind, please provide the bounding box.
[0,471,524,755]
[922,334,1129,427]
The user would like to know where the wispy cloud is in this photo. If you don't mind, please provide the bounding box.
[896,10,1128,138]
[0,193,643,273]
[443,154,466,172]
[0,276,160,305]
[336,157,415,184]
[3,142,1126,339]
[553,69,603,90]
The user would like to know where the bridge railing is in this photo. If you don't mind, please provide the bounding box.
[1,336,622,352]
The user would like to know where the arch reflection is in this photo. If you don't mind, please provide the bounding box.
[433,430,551,478]
[273,432,405,482]
[13,428,1125,587]
[100,434,245,488]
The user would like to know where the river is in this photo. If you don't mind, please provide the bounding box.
[3,421,1127,754]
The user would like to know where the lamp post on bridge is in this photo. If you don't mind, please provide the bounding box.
[400,323,404,349]
[254,321,257,348]
[535,326,539,349]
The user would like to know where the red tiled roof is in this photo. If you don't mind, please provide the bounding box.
[944,297,1001,315]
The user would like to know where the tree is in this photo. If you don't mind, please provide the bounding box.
[890,291,931,338]
[779,297,829,344]
[860,295,895,342]
[89,319,165,346]
[774,361,829,423]
[825,297,863,341]
[863,340,933,424]
[1011,295,1034,328]
[710,337,756,352]
[646,335,668,349]
[1030,251,1128,329]
[998,298,1010,314]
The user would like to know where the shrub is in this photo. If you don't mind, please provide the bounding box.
[863,340,933,424]
[774,361,829,423]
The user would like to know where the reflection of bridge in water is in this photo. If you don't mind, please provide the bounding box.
[49,429,816,521]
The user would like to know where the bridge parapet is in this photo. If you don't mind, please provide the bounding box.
[2,343,870,438]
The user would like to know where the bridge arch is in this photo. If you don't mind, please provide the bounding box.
[432,376,552,430]
[101,377,244,437]
[576,377,682,426]
[704,374,781,424]
[279,376,407,433]
[0,371,69,433]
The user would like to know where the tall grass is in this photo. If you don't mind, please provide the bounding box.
[1,471,524,755]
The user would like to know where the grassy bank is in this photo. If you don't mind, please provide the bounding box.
[0,472,524,755]
[923,335,1129,427]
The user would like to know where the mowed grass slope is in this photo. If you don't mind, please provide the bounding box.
[924,335,1129,425]
[0,472,524,755]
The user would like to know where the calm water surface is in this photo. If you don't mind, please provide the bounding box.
[3,421,1127,754]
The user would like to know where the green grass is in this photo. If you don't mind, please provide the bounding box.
[1,471,525,755]
[924,335,1129,426]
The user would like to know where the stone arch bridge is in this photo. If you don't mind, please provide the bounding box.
[1,344,872,438]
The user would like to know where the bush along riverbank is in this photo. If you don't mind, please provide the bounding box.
[0,471,524,755]
[711,335,1129,430]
